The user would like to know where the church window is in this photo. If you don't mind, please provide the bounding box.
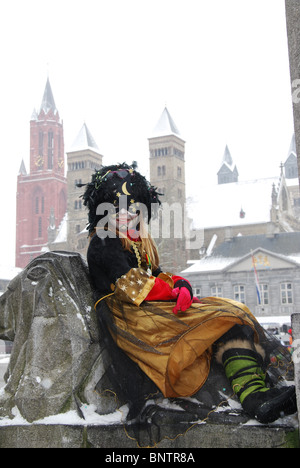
[41,197,44,213]
[177,166,182,178]
[38,217,42,237]
[48,131,54,169]
[157,166,161,176]
[57,134,61,158]
[162,165,166,176]
[74,200,82,210]
[35,197,39,214]
[39,132,44,156]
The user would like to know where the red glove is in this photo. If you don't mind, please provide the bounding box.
[171,287,192,314]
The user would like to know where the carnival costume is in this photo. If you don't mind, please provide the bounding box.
[81,163,297,425]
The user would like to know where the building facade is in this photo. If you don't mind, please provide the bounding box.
[15,79,67,268]
[182,232,300,319]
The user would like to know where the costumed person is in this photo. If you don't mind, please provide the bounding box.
[80,162,297,426]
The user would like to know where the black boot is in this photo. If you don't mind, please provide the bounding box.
[242,384,297,424]
[218,341,297,424]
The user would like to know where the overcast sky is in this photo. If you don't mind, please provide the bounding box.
[0,0,295,268]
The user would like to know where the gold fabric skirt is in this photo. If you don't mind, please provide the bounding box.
[105,296,259,398]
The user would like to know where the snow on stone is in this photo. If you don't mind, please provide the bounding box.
[53,212,68,243]
[0,404,129,427]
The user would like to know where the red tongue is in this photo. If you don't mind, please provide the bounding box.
[127,229,140,241]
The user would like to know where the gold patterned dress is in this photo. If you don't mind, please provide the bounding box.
[100,266,260,398]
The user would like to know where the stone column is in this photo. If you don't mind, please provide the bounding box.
[291,313,300,431]
[285,0,300,188]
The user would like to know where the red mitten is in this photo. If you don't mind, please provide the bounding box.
[171,287,192,314]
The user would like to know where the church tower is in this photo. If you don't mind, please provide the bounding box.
[217,145,239,184]
[149,107,186,205]
[148,107,187,272]
[66,123,103,255]
[15,78,67,268]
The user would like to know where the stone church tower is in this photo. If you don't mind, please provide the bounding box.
[148,107,188,272]
[15,78,67,268]
[66,123,103,255]
[149,107,186,205]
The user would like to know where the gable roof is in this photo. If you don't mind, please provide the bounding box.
[212,231,300,258]
[181,231,300,274]
[223,247,300,272]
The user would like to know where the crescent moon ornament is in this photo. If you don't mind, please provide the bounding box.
[122,182,131,196]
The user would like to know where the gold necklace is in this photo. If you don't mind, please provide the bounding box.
[131,242,142,268]
[130,242,152,275]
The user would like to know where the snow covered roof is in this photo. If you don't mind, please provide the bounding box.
[182,256,234,273]
[187,177,280,229]
[150,107,182,139]
[68,123,100,153]
[181,232,300,274]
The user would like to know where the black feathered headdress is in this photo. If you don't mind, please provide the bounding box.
[80,162,162,233]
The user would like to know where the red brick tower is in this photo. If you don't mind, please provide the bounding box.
[15,78,67,268]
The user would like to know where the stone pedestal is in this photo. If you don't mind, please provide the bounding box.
[0,422,298,449]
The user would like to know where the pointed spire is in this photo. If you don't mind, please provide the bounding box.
[18,159,27,175]
[287,133,296,157]
[151,107,181,138]
[222,145,234,167]
[217,145,239,183]
[68,123,100,153]
[40,77,57,115]
[30,108,38,121]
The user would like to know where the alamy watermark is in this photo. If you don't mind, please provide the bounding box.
[95,195,204,249]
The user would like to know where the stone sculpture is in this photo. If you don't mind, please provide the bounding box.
[0,251,117,422]
[0,251,294,443]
